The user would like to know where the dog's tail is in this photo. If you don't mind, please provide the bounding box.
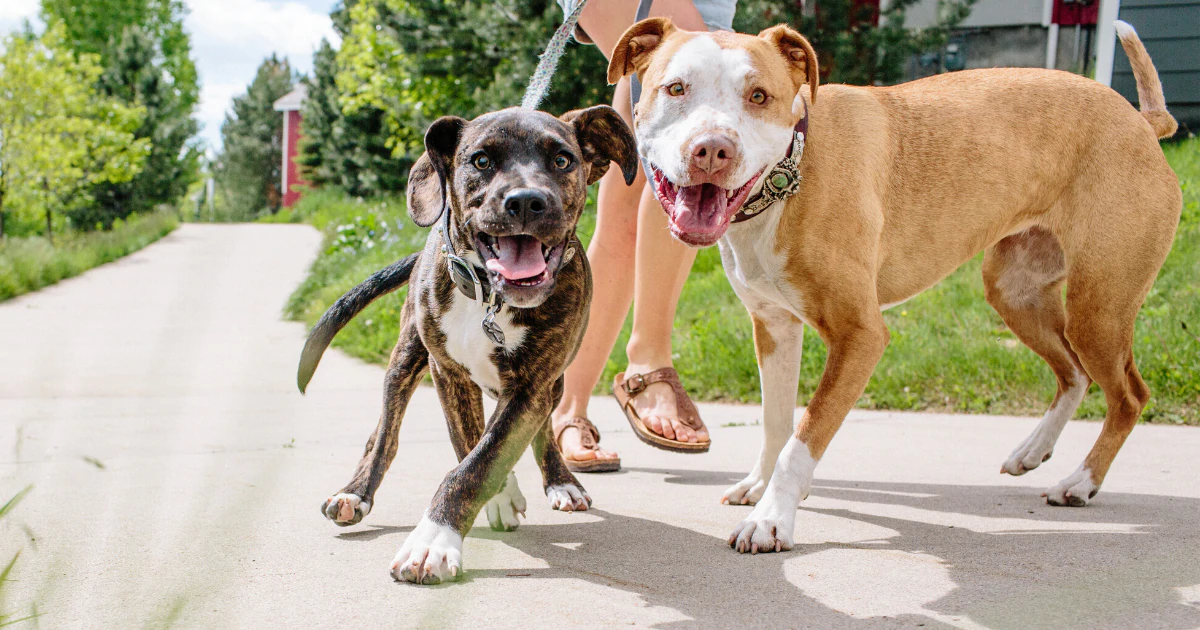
[297,253,419,393]
[1114,20,1177,139]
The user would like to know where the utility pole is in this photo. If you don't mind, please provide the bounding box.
[1094,0,1122,86]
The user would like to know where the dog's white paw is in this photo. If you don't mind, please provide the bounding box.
[1001,434,1056,476]
[728,490,797,554]
[485,472,526,532]
[390,516,463,585]
[322,492,371,526]
[722,473,768,505]
[1044,466,1099,507]
[546,483,591,512]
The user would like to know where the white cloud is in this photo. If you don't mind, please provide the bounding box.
[186,0,339,151]
[0,0,39,37]
[0,0,336,152]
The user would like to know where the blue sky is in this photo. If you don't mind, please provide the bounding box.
[0,0,340,152]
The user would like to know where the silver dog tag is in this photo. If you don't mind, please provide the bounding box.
[481,300,505,346]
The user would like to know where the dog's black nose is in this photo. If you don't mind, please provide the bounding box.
[503,189,548,222]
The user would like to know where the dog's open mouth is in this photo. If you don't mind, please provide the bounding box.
[475,233,566,288]
[651,166,763,247]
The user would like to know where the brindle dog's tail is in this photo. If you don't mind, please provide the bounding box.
[297,253,419,393]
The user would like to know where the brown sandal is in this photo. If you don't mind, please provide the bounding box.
[553,416,621,473]
[613,368,711,454]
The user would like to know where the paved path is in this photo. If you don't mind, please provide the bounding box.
[2,224,1199,629]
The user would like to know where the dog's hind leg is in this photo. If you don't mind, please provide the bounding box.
[533,378,592,512]
[723,306,804,506]
[984,227,1091,477]
[1045,233,1168,505]
[321,301,429,526]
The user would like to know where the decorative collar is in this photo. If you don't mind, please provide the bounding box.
[730,101,809,224]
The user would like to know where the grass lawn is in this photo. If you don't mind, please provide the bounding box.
[0,211,179,303]
[282,135,1200,424]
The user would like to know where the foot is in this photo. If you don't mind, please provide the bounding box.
[1044,465,1099,507]
[391,516,463,585]
[722,472,768,506]
[484,472,526,532]
[546,483,592,512]
[1001,434,1055,476]
[554,416,620,470]
[624,362,710,444]
[728,488,798,554]
[321,492,371,526]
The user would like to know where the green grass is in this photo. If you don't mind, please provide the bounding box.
[272,189,431,366]
[0,211,179,303]
[284,136,1200,423]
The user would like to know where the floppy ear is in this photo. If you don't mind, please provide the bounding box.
[406,116,466,227]
[607,17,677,85]
[759,24,819,103]
[560,105,639,186]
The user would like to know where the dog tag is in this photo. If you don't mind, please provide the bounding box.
[562,245,575,266]
[481,302,505,346]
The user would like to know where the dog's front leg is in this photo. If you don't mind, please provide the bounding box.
[723,307,804,506]
[391,387,553,584]
[729,314,889,554]
[532,378,592,512]
[322,307,428,526]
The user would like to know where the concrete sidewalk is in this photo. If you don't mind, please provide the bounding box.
[1,224,1198,629]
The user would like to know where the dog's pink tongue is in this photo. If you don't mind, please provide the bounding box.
[673,184,730,235]
[485,235,547,280]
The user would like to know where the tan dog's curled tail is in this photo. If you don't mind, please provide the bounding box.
[1115,20,1177,139]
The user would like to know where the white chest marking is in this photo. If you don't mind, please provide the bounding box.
[439,290,527,396]
[719,201,805,318]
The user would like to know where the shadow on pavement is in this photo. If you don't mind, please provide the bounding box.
[348,472,1200,628]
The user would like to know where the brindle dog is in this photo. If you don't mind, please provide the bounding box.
[296,106,637,585]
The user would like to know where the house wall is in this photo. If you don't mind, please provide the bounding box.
[901,0,1049,28]
[1113,0,1200,130]
[284,110,306,208]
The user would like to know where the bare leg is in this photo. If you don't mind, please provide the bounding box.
[623,185,706,443]
[553,0,711,460]
[553,78,640,464]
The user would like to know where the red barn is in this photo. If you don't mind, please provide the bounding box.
[273,85,308,208]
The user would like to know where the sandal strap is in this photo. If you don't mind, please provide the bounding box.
[617,368,705,432]
[553,416,601,449]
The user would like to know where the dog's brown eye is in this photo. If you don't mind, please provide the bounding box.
[667,82,685,97]
[554,153,572,170]
[472,153,491,170]
[750,89,767,105]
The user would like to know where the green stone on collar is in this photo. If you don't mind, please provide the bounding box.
[770,172,791,190]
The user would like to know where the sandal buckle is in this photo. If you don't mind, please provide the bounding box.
[625,374,646,395]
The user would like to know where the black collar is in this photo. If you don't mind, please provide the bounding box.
[730,100,809,224]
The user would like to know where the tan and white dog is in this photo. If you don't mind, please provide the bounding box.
[607,19,1181,554]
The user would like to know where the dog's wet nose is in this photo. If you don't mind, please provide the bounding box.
[689,134,738,175]
[503,189,549,222]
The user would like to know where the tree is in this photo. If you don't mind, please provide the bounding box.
[0,25,149,239]
[42,0,200,227]
[216,55,295,218]
[734,0,977,86]
[335,0,610,164]
[298,38,407,196]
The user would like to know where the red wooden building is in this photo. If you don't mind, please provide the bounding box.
[272,84,308,208]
